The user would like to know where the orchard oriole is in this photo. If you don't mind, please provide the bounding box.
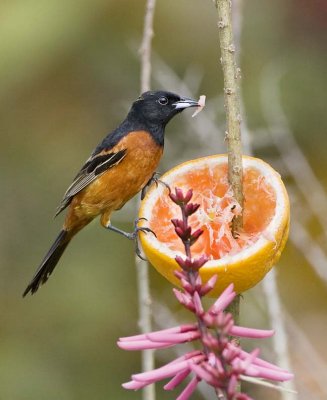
[23,90,200,296]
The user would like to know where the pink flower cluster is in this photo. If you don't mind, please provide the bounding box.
[118,188,293,399]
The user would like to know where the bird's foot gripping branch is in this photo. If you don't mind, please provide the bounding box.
[106,218,155,260]
[118,188,293,400]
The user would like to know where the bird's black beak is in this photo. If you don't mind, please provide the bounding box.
[173,97,200,110]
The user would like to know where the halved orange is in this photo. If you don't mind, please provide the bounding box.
[139,155,290,296]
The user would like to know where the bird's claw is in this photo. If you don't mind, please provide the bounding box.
[141,172,170,200]
[135,245,147,261]
[132,218,156,260]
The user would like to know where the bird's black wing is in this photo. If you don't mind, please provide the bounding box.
[55,149,127,216]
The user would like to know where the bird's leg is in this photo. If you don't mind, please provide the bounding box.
[141,172,170,200]
[106,220,155,240]
[106,218,156,260]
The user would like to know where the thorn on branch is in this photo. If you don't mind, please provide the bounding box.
[224,88,235,95]
[228,44,236,53]
[232,165,242,174]
[235,67,242,79]
[217,19,227,29]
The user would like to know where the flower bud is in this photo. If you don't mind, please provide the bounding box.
[169,187,193,206]
[184,203,200,217]
[190,229,204,245]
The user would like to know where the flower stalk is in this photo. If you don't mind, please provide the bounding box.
[119,188,293,399]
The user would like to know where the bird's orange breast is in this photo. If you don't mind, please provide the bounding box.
[64,131,163,231]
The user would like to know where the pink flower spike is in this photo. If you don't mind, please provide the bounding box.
[176,376,199,400]
[122,380,148,390]
[230,326,274,339]
[164,369,191,390]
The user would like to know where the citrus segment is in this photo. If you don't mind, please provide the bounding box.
[139,155,290,296]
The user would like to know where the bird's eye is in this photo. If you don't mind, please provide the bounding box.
[158,96,168,105]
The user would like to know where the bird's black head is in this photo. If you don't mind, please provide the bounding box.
[126,90,199,145]
[132,90,199,126]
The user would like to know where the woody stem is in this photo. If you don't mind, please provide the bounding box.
[214,0,243,368]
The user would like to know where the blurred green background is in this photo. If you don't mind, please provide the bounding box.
[1,0,327,399]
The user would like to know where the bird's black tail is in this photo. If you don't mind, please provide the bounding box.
[23,230,71,297]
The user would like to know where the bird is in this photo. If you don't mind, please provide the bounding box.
[23,90,200,296]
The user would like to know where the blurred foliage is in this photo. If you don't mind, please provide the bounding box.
[1,0,326,399]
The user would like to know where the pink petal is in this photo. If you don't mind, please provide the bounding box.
[166,350,204,366]
[174,270,185,280]
[200,274,218,296]
[241,349,261,371]
[233,345,289,372]
[132,355,205,383]
[118,333,147,342]
[194,274,202,291]
[193,291,204,315]
[176,376,199,400]
[132,362,189,384]
[146,331,200,344]
[230,326,274,339]
[117,339,173,350]
[243,364,294,381]
[202,357,224,378]
[208,352,224,374]
[190,363,216,386]
[180,277,193,293]
[209,284,236,314]
[164,369,191,390]
[119,324,196,342]
[145,324,197,341]
[122,380,148,390]
[227,374,238,396]
[231,350,293,381]
[173,289,195,311]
